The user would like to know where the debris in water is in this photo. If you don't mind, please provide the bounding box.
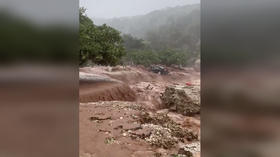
[105,137,115,145]
[114,125,123,130]
[98,129,111,133]
[123,126,143,131]
[186,83,192,86]
[90,116,112,121]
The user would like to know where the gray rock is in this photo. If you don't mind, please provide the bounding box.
[178,142,200,157]
[161,85,200,116]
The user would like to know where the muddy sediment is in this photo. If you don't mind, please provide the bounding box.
[79,72,137,102]
[79,81,137,102]
[80,102,199,157]
[79,66,200,157]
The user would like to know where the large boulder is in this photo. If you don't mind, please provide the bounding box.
[161,85,200,116]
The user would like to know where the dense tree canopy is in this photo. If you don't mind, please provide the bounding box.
[122,49,189,67]
[92,4,200,53]
[79,8,125,66]
[122,34,145,52]
[90,4,200,67]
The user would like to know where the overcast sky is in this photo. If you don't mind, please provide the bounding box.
[79,0,200,18]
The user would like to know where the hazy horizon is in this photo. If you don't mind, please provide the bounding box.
[79,0,200,18]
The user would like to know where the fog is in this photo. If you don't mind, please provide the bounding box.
[79,0,200,18]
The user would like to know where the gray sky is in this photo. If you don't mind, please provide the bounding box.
[79,0,200,18]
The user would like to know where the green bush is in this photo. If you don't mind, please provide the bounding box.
[79,8,126,66]
[123,49,190,67]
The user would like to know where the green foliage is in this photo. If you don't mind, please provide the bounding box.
[122,34,145,52]
[79,7,126,66]
[123,49,189,67]
[157,49,188,66]
[145,8,200,52]
[123,49,157,66]
[89,4,200,67]
[92,4,200,53]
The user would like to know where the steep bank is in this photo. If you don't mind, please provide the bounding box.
[79,72,136,102]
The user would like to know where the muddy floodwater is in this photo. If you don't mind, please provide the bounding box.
[79,66,200,157]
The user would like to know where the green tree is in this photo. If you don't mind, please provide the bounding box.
[122,34,145,52]
[123,49,189,67]
[157,49,189,66]
[79,7,126,66]
[96,4,200,52]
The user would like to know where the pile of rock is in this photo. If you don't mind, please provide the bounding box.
[137,112,198,149]
[178,142,200,157]
[161,85,200,116]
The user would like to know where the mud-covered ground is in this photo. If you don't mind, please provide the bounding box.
[79,66,200,157]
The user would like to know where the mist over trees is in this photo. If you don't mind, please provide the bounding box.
[92,4,200,52]
[80,4,200,67]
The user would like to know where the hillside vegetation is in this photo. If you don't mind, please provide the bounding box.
[79,4,200,67]
[79,8,126,66]
[92,4,200,52]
